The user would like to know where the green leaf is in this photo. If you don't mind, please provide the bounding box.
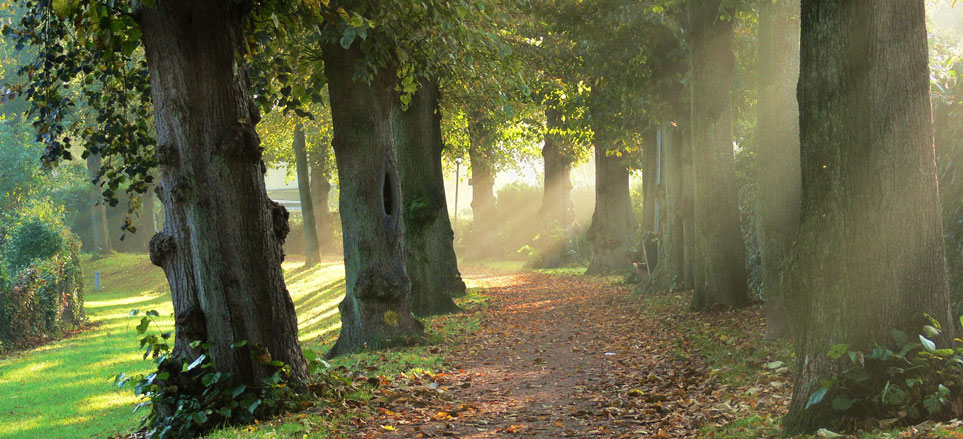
[831,396,853,410]
[193,411,207,425]
[920,334,937,352]
[828,343,848,360]
[340,28,356,49]
[806,386,828,409]
[135,317,149,334]
[185,354,206,372]
[923,325,941,339]
[232,384,247,398]
[248,399,261,414]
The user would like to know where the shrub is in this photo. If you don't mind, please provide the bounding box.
[0,200,85,350]
[805,316,963,430]
[0,250,85,348]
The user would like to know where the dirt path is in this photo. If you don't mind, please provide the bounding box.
[356,269,750,438]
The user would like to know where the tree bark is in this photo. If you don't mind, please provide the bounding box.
[586,124,633,275]
[688,0,749,310]
[293,124,321,266]
[308,145,334,254]
[86,153,112,254]
[641,128,659,239]
[468,119,498,259]
[323,42,424,358]
[138,0,308,388]
[680,124,695,289]
[756,0,800,340]
[784,1,952,433]
[395,78,465,316]
[534,107,575,268]
[540,107,574,228]
[646,123,686,292]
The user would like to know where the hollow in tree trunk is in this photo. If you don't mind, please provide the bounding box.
[293,124,321,266]
[323,42,424,358]
[784,1,952,433]
[756,0,800,340]
[395,78,465,316]
[688,0,749,310]
[138,0,308,392]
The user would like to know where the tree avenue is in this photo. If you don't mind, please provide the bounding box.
[10,0,963,437]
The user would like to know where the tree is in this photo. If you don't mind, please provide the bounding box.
[784,1,952,432]
[585,84,635,275]
[85,152,111,254]
[467,112,499,259]
[322,40,424,357]
[293,124,321,266]
[755,0,800,339]
[395,78,465,316]
[687,0,749,310]
[12,0,310,402]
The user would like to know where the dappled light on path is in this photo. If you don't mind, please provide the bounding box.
[358,270,790,438]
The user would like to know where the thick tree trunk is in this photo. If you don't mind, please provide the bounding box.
[586,126,633,275]
[144,183,159,234]
[308,146,334,254]
[293,124,321,266]
[86,153,112,254]
[138,0,308,388]
[756,0,800,340]
[641,128,659,239]
[323,42,424,358]
[395,78,465,316]
[680,125,695,288]
[646,123,685,292]
[688,0,749,310]
[784,1,952,433]
[468,120,498,259]
[540,107,574,228]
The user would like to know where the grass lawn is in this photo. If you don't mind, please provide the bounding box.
[0,253,487,439]
[0,253,351,439]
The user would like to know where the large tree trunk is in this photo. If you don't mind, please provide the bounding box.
[323,42,424,358]
[308,145,334,254]
[293,124,321,266]
[395,78,465,316]
[144,183,159,234]
[586,124,633,275]
[534,107,575,268]
[540,107,574,228]
[138,0,308,390]
[784,1,952,433]
[680,124,696,288]
[646,123,686,292]
[688,0,749,310]
[640,128,659,239]
[86,153,112,254]
[756,0,800,340]
[468,120,498,259]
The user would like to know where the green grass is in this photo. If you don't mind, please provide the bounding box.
[0,253,492,439]
[0,254,350,439]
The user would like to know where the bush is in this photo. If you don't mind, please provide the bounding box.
[805,317,963,430]
[3,218,65,273]
[0,200,85,350]
[0,250,85,348]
